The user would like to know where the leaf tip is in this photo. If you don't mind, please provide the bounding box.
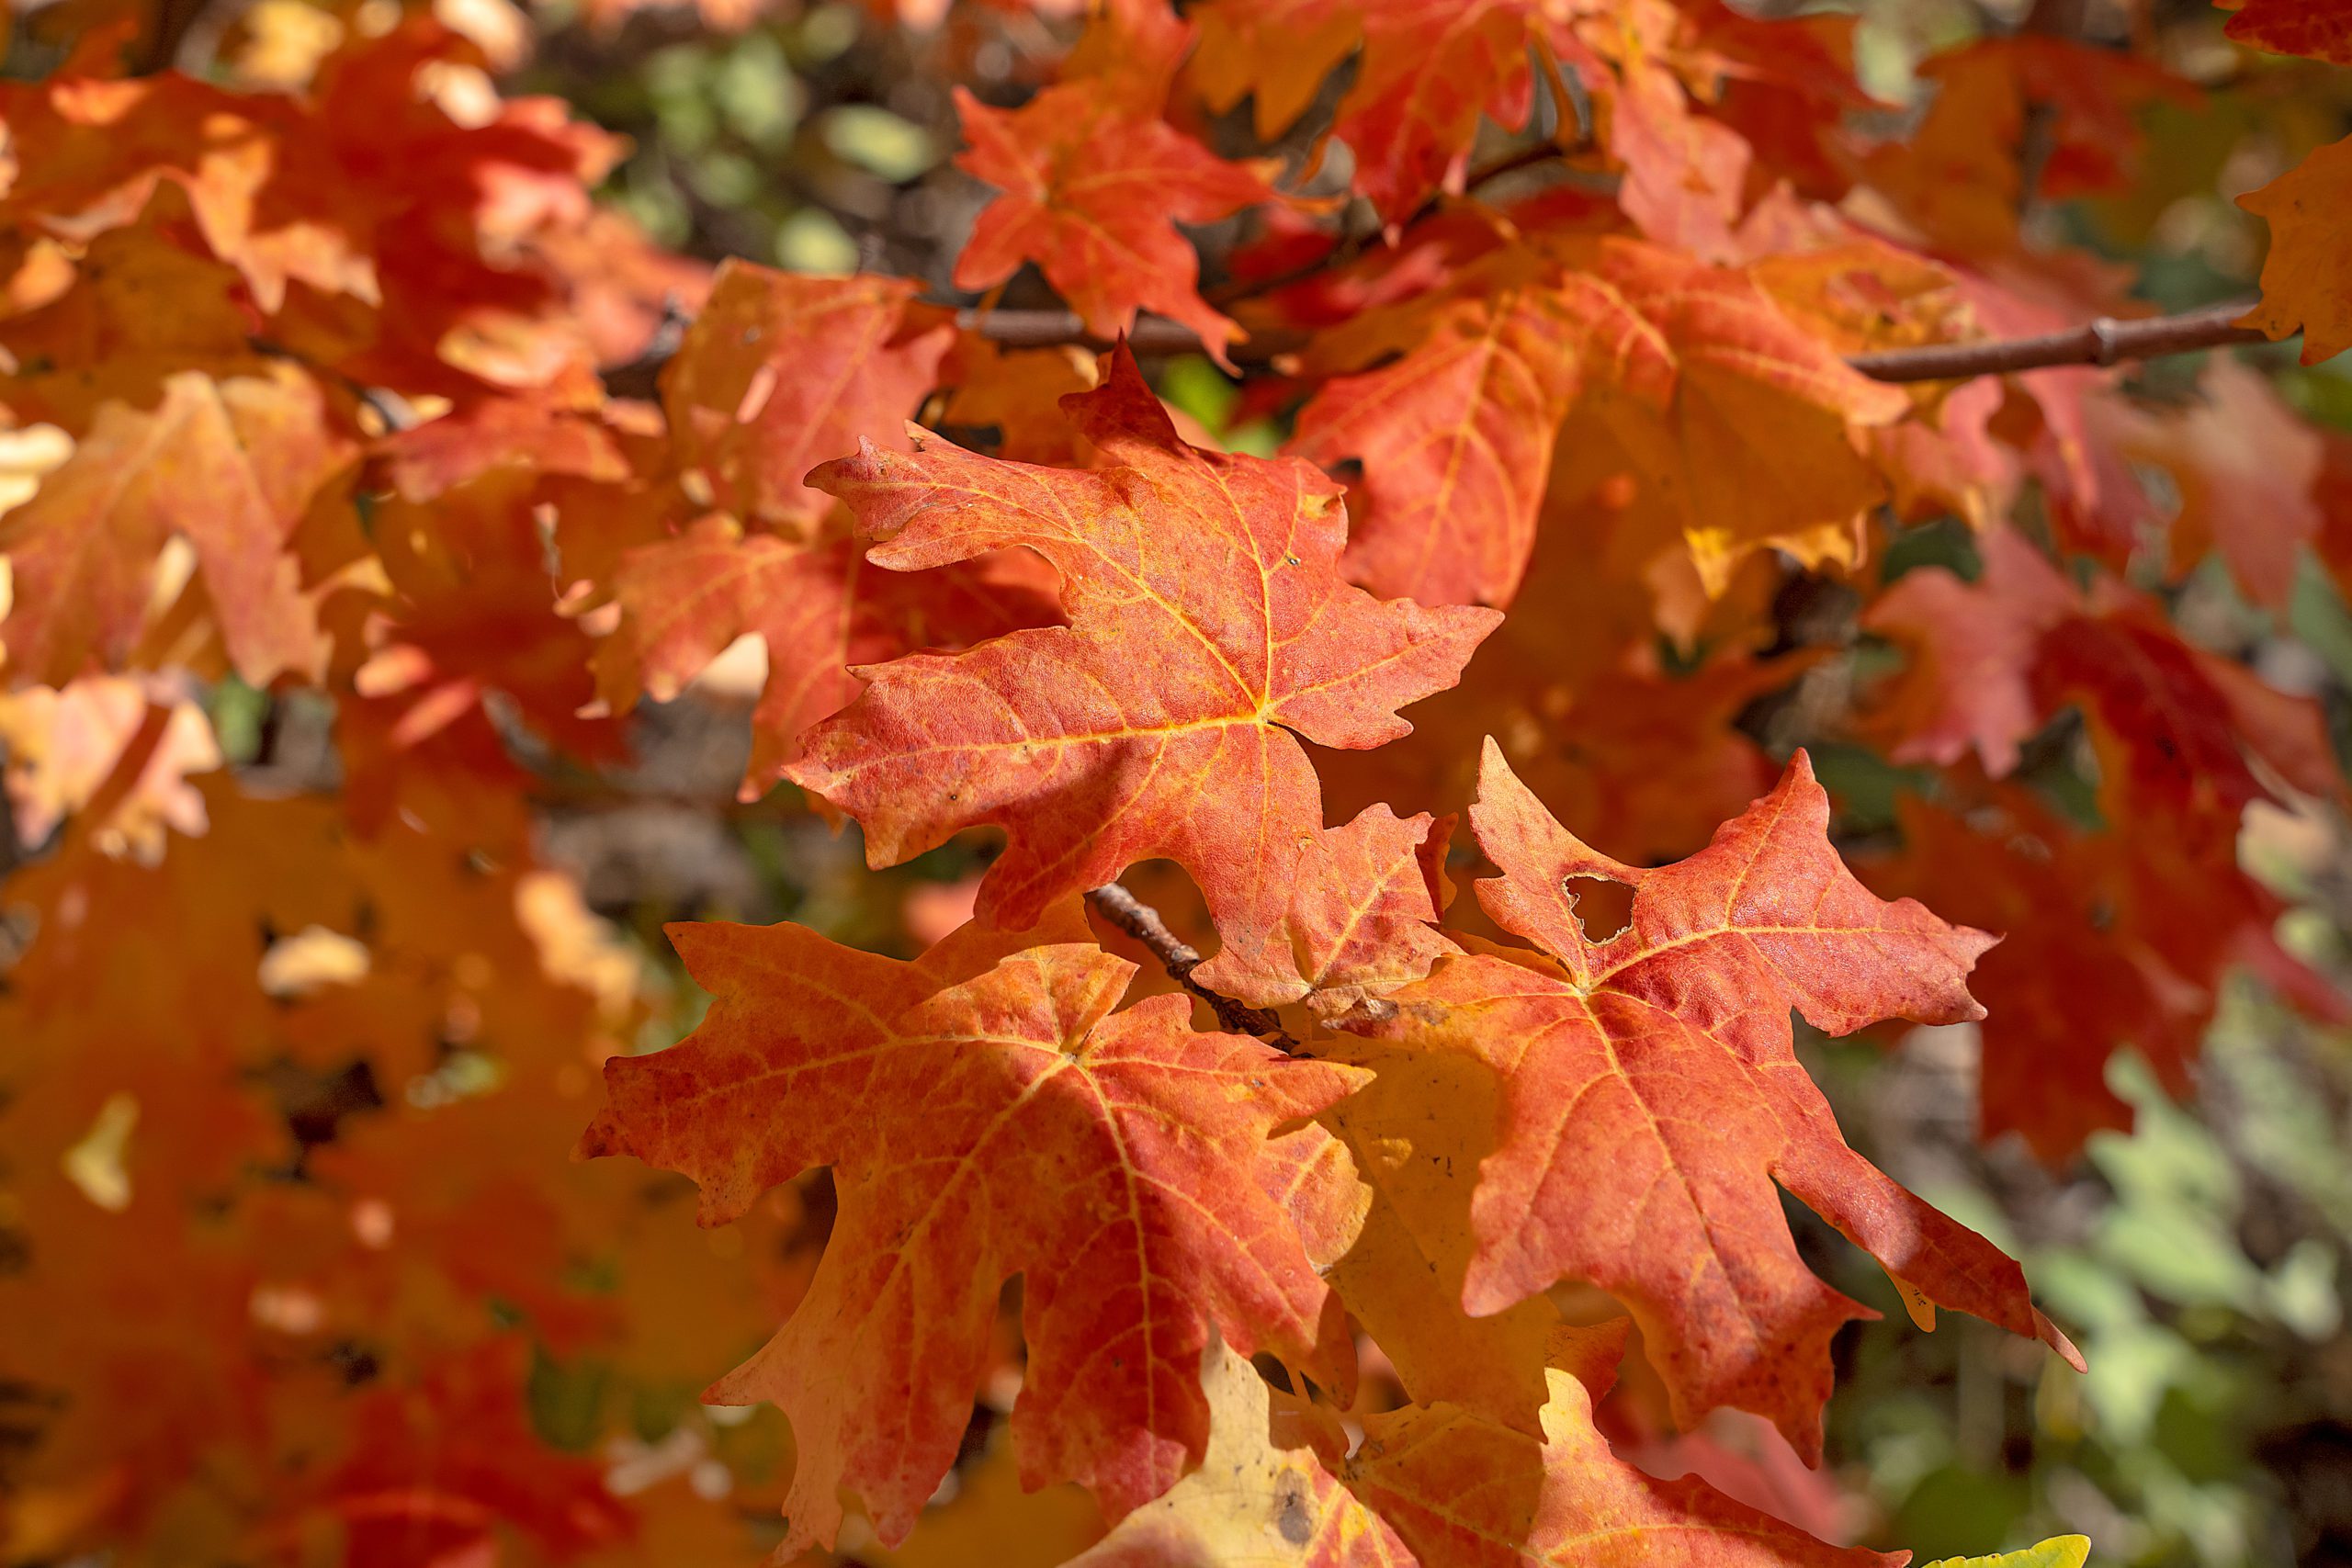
[2036,1309,2087,1373]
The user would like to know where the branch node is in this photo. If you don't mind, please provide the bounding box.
[2088,317,2122,367]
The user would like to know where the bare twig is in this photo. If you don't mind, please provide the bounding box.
[1084,883,1299,1050]
[604,296,2279,393]
[1844,300,2267,383]
[956,309,1236,356]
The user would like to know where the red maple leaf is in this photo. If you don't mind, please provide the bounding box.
[1374,741,2077,1457]
[786,345,1498,943]
[580,902,1366,1551]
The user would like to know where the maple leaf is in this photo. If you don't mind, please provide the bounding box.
[1080,1326,1905,1568]
[1307,497,1805,874]
[1320,1039,1571,1432]
[594,515,1057,793]
[2237,134,2352,366]
[951,85,1279,370]
[0,676,220,859]
[526,205,715,370]
[1346,1325,1904,1568]
[1607,59,1756,265]
[1929,263,2160,564]
[1334,1,1554,226]
[1374,740,2076,1457]
[2037,599,2342,823]
[1066,1336,1414,1567]
[1745,233,2027,533]
[0,361,353,686]
[1191,804,1455,1025]
[1861,525,2340,816]
[1193,0,1566,228]
[578,901,1368,1552]
[1860,525,2075,776]
[0,71,375,312]
[662,263,955,536]
[374,392,631,505]
[1188,0,1364,142]
[349,462,622,798]
[785,345,1499,941]
[937,337,1102,464]
[2223,0,2352,65]
[1871,785,2189,1161]
[1290,246,1582,608]
[1546,238,1910,596]
[2132,355,2324,610]
[1924,1542,2089,1568]
[1686,2,1879,203]
[591,265,1060,790]
[1858,37,2191,257]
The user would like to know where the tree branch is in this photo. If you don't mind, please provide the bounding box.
[1084,883,1299,1050]
[604,297,2278,395]
[1843,299,2267,383]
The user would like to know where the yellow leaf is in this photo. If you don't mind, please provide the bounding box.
[1921,1537,2093,1568]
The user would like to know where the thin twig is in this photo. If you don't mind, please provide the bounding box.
[1084,883,1299,1050]
[1844,300,2267,383]
[603,296,2279,392]
[976,297,2274,378]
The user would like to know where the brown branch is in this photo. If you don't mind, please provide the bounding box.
[957,309,1233,356]
[1843,300,2268,383]
[1084,883,1299,1051]
[604,297,2278,395]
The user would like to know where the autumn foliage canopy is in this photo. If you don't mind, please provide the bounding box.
[4,0,2352,1562]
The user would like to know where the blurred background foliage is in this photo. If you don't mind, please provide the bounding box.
[506,1,2352,1560]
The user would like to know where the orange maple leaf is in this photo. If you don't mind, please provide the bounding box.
[1291,246,1581,609]
[596,266,1057,792]
[1379,741,2077,1459]
[1192,804,1457,1024]
[0,71,374,312]
[2237,134,2352,367]
[0,361,353,686]
[662,264,955,536]
[951,84,1279,370]
[1348,1323,1903,1568]
[579,903,1366,1552]
[1548,238,1909,597]
[1189,0,1604,229]
[786,346,1498,940]
[1077,1326,1906,1568]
